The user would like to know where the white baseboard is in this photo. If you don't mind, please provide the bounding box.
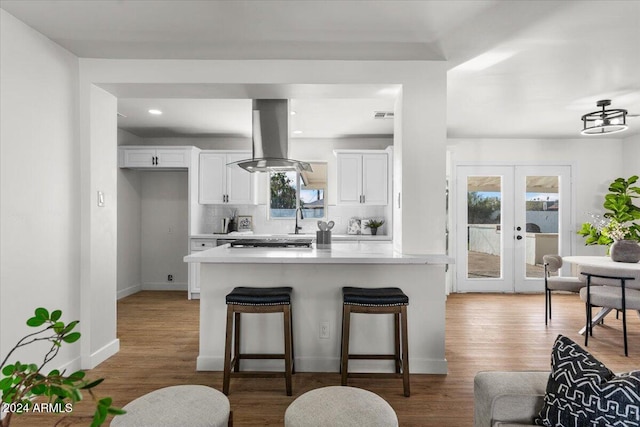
[117,283,141,300]
[196,355,448,374]
[53,355,83,375]
[84,338,120,369]
[142,282,188,291]
[197,355,224,371]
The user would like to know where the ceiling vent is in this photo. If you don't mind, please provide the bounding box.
[373,111,394,119]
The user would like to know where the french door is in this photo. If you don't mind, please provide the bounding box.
[455,165,572,293]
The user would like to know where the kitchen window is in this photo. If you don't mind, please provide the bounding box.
[269,162,327,220]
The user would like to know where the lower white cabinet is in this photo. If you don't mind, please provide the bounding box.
[188,238,217,299]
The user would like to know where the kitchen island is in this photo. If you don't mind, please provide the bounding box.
[184,242,452,374]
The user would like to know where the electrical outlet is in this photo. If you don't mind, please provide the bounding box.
[319,321,330,339]
[168,274,173,282]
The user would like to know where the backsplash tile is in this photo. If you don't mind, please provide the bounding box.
[200,204,388,235]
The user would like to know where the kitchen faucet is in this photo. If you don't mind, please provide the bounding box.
[294,207,304,234]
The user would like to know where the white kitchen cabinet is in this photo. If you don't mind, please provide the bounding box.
[118,146,191,168]
[199,151,254,205]
[188,238,217,299]
[336,151,388,205]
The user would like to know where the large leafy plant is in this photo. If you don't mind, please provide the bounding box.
[0,308,123,427]
[578,175,640,245]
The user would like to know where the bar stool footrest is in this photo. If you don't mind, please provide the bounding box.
[348,354,398,360]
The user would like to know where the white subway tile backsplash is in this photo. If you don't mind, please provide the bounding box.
[200,204,388,235]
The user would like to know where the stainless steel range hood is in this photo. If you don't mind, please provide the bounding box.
[229,99,312,173]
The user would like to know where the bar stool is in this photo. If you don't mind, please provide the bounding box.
[340,286,410,397]
[223,286,294,396]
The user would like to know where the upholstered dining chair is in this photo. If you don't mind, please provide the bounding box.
[580,270,639,357]
[543,255,583,326]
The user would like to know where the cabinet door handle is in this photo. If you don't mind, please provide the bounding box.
[362,194,365,203]
[155,156,159,165]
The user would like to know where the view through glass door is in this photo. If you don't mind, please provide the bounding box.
[455,165,572,293]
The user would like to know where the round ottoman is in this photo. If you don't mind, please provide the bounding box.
[284,386,398,427]
[110,385,230,427]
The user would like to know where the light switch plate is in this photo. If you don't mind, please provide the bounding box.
[97,191,105,207]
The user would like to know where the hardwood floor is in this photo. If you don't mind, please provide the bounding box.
[13,291,640,426]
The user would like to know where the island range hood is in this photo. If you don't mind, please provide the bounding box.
[229,99,312,173]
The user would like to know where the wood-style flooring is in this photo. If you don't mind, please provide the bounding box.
[12,291,640,426]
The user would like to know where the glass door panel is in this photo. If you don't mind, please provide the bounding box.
[456,166,514,293]
[466,176,503,279]
[523,175,559,279]
[514,166,572,292]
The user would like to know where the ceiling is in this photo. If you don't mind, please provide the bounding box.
[1,0,639,139]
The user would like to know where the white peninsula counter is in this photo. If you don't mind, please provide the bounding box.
[184,242,453,374]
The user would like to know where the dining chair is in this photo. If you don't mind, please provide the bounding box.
[543,255,583,326]
[580,271,638,356]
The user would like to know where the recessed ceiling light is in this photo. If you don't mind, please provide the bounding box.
[293,130,303,134]
[290,111,297,115]
[148,109,163,115]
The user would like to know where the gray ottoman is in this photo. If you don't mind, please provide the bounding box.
[110,385,230,427]
[284,386,398,427]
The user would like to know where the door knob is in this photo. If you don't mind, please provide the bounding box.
[516,226,522,231]
[516,235,523,240]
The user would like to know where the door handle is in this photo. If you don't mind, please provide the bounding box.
[516,226,522,231]
[516,235,523,240]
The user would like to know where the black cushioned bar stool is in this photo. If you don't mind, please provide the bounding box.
[223,286,294,396]
[340,286,410,397]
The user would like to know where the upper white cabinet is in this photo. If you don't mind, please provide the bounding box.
[199,151,255,205]
[336,151,389,205]
[119,146,190,169]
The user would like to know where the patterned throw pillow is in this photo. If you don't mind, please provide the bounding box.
[534,335,640,427]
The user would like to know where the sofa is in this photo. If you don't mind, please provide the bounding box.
[474,335,640,427]
[473,371,549,427]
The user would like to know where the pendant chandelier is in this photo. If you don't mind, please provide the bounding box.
[581,99,628,135]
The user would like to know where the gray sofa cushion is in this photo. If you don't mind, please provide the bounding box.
[474,371,549,427]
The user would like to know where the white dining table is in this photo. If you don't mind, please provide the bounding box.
[563,256,640,335]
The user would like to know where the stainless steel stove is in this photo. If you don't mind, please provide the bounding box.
[230,239,313,248]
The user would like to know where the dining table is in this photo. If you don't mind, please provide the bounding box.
[563,256,640,335]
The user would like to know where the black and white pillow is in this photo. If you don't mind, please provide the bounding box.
[534,335,640,427]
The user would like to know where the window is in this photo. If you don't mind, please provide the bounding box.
[269,162,327,220]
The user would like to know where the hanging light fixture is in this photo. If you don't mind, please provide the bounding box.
[581,99,628,135]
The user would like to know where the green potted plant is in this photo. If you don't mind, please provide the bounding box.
[365,219,385,236]
[577,175,640,262]
[1,308,124,427]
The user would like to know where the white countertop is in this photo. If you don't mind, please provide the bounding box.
[184,242,453,265]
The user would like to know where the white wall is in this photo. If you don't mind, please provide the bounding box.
[81,85,119,367]
[117,130,143,298]
[622,133,640,177]
[0,10,81,368]
[140,171,189,289]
